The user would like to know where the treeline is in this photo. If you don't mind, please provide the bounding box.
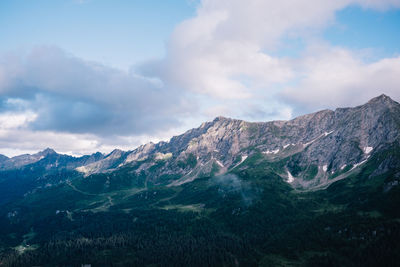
[1,206,400,266]
[1,222,249,266]
[1,166,400,266]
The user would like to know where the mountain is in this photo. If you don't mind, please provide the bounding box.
[0,94,399,266]
[75,149,129,175]
[0,149,105,205]
[4,94,398,191]
[0,148,102,171]
[75,94,400,190]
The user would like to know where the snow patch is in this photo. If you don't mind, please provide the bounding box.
[324,131,334,136]
[283,144,290,149]
[350,157,370,171]
[322,165,328,172]
[216,160,224,168]
[231,155,248,169]
[303,138,317,147]
[364,147,373,154]
[303,131,334,147]
[287,171,294,183]
[263,148,280,155]
[240,155,248,164]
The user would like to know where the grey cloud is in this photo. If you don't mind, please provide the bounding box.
[0,46,194,136]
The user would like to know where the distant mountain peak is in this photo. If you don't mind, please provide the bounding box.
[109,149,123,155]
[367,94,396,105]
[105,149,126,159]
[213,116,234,122]
[38,148,57,156]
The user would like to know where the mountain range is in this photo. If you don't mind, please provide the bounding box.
[0,94,399,266]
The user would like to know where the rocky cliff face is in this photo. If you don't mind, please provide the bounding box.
[2,94,399,190]
[0,148,104,171]
[80,94,398,190]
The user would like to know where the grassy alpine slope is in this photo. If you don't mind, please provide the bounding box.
[0,142,399,266]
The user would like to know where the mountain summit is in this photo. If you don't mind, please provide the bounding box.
[367,93,396,105]
[70,94,400,190]
[2,95,399,190]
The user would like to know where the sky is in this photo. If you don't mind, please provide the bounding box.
[0,0,400,157]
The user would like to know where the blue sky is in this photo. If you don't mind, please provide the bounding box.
[0,0,197,69]
[0,0,399,156]
[325,6,400,59]
[2,1,398,69]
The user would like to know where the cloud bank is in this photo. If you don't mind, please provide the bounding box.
[0,46,193,136]
[1,0,400,155]
[0,46,194,155]
[141,0,400,116]
[282,46,400,112]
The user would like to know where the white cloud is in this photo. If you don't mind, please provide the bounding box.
[140,0,400,121]
[0,123,199,157]
[0,46,199,156]
[0,129,99,157]
[1,0,400,156]
[354,0,400,10]
[281,46,400,111]
[0,111,37,130]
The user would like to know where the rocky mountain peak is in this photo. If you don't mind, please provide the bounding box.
[38,148,57,156]
[91,152,104,157]
[117,94,400,189]
[366,94,398,107]
[2,95,399,190]
[213,116,231,122]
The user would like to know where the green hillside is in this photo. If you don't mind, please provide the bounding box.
[0,143,399,266]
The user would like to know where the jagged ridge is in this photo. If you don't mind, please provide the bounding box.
[2,94,399,190]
